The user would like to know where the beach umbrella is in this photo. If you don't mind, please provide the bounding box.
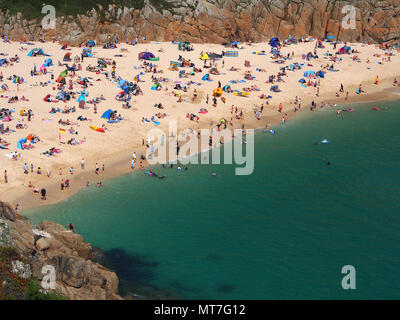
[327,36,335,39]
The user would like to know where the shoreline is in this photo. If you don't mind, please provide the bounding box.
[18,83,400,214]
[0,39,398,214]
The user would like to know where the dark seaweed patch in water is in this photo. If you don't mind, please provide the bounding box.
[96,248,179,298]
[168,280,203,294]
[216,284,236,294]
[102,248,159,283]
[206,254,221,262]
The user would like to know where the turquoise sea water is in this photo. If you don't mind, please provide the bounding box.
[25,100,400,299]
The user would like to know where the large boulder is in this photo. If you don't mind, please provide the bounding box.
[0,201,16,222]
[35,238,50,251]
[50,255,90,288]
[2,0,400,43]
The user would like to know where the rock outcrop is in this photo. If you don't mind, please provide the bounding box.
[1,0,400,45]
[0,201,121,300]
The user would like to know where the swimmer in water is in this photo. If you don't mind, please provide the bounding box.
[323,158,331,165]
[212,172,217,176]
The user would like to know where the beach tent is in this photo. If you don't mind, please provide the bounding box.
[63,52,72,61]
[77,90,88,103]
[86,40,96,48]
[59,70,68,78]
[82,48,93,57]
[97,58,107,68]
[338,46,351,54]
[13,76,24,84]
[151,83,162,90]
[298,78,306,84]
[17,138,27,150]
[27,48,44,57]
[270,85,281,92]
[200,53,209,60]
[138,52,156,60]
[101,109,115,120]
[61,44,68,50]
[269,37,280,48]
[117,79,127,89]
[326,35,335,42]
[0,58,8,66]
[222,84,231,92]
[303,70,315,78]
[56,69,68,84]
[213,88,222,97]
[201,73,211,81]
[77,94,86,103]
[178,42,192,51]
[43,58,53,67]
[316,70,325,78]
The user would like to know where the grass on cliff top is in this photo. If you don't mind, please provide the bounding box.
[0,0,148,20]
[0,247,66,300]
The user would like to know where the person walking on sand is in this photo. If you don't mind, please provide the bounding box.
[81,158,85,169]
[40,187,46,200]
[4,170,7,183]
[375,75,379,85]
[95,163,99,174]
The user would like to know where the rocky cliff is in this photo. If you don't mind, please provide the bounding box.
[0,0,400,45]
[0,201,121,300]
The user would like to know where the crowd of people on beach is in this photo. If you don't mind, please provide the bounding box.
[0,32,398,214]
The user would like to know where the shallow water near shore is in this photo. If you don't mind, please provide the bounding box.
[24,100,400,299]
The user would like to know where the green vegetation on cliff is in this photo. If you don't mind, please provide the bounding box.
[0,0,147,20]
[0,247,66,300]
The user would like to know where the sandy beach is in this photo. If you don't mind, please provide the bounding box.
[1,38,399,211]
